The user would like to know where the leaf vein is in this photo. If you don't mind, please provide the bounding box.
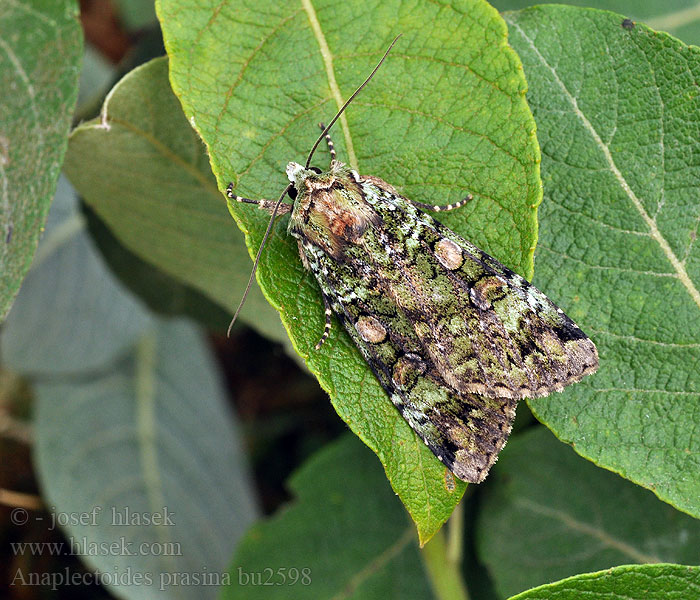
[330,526,414,600]
[214,9,303,137]
[538,245,677,278]
[5,0,58,26]
[0,34,42,217]
[135,333,178,572]
[548,202,650,237]
[355,101,524,165]
[587,328,700,349]
[236,99,332,181]
[78,117,220,197]
[591,387,699,396]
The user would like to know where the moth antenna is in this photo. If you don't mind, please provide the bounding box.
[305,34,402,168]
[227,184,293,337]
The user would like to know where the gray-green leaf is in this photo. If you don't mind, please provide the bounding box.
[64,57,286,343]
[1,177,152,375]
[34,319,258,600]
[221,434,431,600]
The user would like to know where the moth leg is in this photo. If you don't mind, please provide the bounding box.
[226,183,292,215]
[409,194,473,213]
[297,239,311,271]
[318,122,337,164]
[314,294,333,350]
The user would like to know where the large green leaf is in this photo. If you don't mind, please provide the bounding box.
[509,564,700,600]
[0,0,82,320]
[64,57,286,342]
[478,427,700,598]
[157,0,540,542]
[505,5,700,519]
[34,319,258,600]
[222,433,432,600]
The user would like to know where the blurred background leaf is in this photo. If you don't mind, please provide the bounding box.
[64,57,287,343]
[0,177,152,375]
[2,165,259,598]
[222,433,434,600]
[83,201,232,331]
[0,0,82,320]
[478,428,700,598]
[34,318,258,600]
[113,0,157,31]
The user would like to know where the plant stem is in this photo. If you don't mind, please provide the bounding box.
[447,501,464,565]
[421,521,469,600]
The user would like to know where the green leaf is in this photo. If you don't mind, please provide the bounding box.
[508,564,700,600]
[477,427,700,598]
[505,5,700,519]
[64,57,286,343]
[0,0,82,320]
[34,319,258,600]
[492,0,700,48]
[1,177,152,375]
[157,0,540,542]
[222,433,432,600]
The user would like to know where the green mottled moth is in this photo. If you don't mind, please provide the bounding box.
[226,38,598,483]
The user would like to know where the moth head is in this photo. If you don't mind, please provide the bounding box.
[285,161,324,200]
[286,161,321,185]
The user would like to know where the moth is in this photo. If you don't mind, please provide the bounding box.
[226,39,598,483]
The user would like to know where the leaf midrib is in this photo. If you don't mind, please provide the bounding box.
[508,17,700,313]
[301,0,359,171]
[135,332,179,576]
